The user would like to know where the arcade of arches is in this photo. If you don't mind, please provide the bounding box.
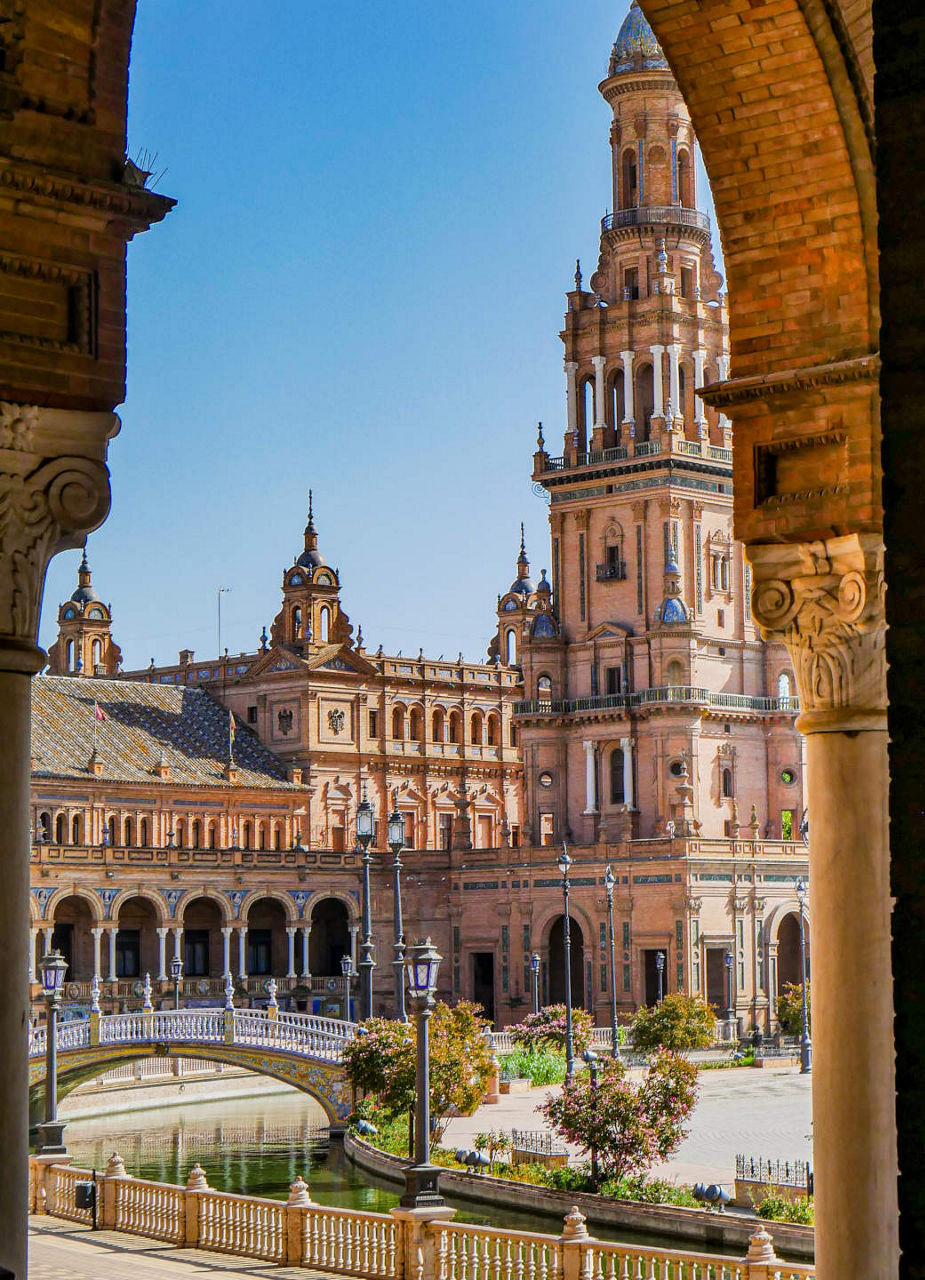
[0,3,923,1279]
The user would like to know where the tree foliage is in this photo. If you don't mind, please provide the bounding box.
[630,994,716,1053]
[542,1050,699,1183]
[509,1004,594,1055]
[776,982,811,1036]
[343,1001,494,1142]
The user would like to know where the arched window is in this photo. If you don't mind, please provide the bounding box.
[55,813,67,844]
[91,638,103,669]
[610,748,626,804]
[621,148,638,208]
[139,818,149,847]
[242,821,252,850]
[580,377,595,439]
[208,823,217,850]
[722,768,733,798]
[720,558,730,591]
[431,708,445,742]
[448,709,462,744]
[505,629,517,664]
[391,706,405,740]
[123,817,134,846]
[677,148,693,207]
[510,723,518,747]
[107,815,116,845]
[38,811,51,842]
[665,659,685,687]
[487,713,500,747]
[636,363,654,440]
[409,707,424,741]
[470,711,484,745]
[174,820,185,848]
[778,672,792,701]
[273,824,282,851]
[608,369,625,432]
[71,813,82,844]
[537,674,553,700]
[192,820,202,849]
[66,640,74,671]
[292,605,302,638]
[318,606,330,643]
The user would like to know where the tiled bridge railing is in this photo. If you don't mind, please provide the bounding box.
[30,1154,814,1280]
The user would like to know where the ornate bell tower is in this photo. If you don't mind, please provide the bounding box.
[47,546,121,677]
[270,492,353,653]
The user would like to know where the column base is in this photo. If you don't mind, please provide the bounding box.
[35,1120,67,1155]
[400,1164,445,1210]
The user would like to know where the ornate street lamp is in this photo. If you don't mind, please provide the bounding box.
[356,789,376,1020]
[603,866,621,1060]
[557,844,576,1081]
[795,879,812,1074]
[400,939,444,1209]
[37,949,69,1153]
[388,805,407,1022]
[655,950,665,1003]
[724,948,734,1023]
[170,955,183,1011]
[530,951,541,1015]
[583,1048,600,1186]
[340,953,355,1020]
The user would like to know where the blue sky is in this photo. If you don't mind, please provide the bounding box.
[40,0,719,668]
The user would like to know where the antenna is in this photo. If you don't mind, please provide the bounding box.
[217,587,232,658]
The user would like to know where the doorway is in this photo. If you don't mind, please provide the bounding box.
[643,948,668,1006]
[548,916,585,1008]
[472,952,495,1024]
[706,947,728,1013]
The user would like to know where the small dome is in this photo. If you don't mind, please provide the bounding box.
[532,615,557,639]
[70,547,99,603]
[70,584,100,604]
[660,596,689,624]
[296,547,326,569]
[608,1,669,75]
[509,574,536,596]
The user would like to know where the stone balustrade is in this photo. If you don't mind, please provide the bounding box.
[29,1155,813,1280]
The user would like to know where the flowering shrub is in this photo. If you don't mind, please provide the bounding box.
[510,1005,594,1055]
[776,982,811,1037]
[542,1049,699,1184]
[630,994,716,1053]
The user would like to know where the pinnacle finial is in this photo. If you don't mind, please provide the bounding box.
[537,421,545,450]
[307,489,315,530]
[574,259,582,291]
[519,522,526,557]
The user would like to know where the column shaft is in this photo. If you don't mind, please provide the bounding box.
[28,927,37,984]
[156,928,168,981]
[237,927,248,981]
[286,927,297,979]
[582,740,597,814]
[565,361,579,435]
[592,355,607,431]
[620,350,635,423]
[667,344,681,420]
[91,927,103,982]
[107,926,117,982]
[650,347,665,417]
[221,927,232,976]
[621,738,635,807]
[301,926,311,979]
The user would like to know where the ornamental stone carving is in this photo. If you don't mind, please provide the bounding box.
[748,533,886,730]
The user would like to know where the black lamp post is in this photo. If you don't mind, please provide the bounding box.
[583,1048,600,1186]
[170,955,183,1011]
[340,953,354,1020]
[655,949,665,1003]
[604,866,621,1060]
[37,949,69,1153]
[724,948,734,1023]
[388,805,407,1022]
[400,939,444,1209]
[530,951,541,1015]
[356,790,376,1020]
[557,844,576,1081]
[796,879,812,1074]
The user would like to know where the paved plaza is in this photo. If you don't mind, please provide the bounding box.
[443,1065,813,1186]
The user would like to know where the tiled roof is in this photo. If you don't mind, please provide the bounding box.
[32,676,300,790]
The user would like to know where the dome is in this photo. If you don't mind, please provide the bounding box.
[70,584,100,604]
[608,2,669,75]
[296,546,326,570]
[509,574,536,596]
[660,596,689,624]
[532,615,557,639]
[69,548,99,603]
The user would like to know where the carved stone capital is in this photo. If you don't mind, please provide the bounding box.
[0,402,117,651]
[748,533,886,732]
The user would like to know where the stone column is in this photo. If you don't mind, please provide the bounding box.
[649,346,665,419]
[620,737,635,808]
[91,926,104,983]
[582,740,598,814]
[221,926,232,978]
[349,924,359,966]
[691,349,707,427]
[750,534,897,1279]
[237,927,248,982]
[27,927,37,984]
[41,925,53,956]
[565,361,579,438]
[286,927,297,979]
[156,927,168,981]
[106,925,118,983]
[592,355,607,434]
[715,355,732,434]
[667,344,682,422]
[172,926,183,969]
[620,350,635,426]
[300,926,311,980]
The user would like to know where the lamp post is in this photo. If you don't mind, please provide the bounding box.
[530,951,541,1015]
[400,939,444,1209]
[557,844,576,1081]
[388,805,407,1022]
[170,955,183,1011]
[340,953,354,1020]
[37,949,69,1153]
[603,866,621,1060]
[795,879,812,1074]
[655,950,665,1003]
[356,789,376,1021]
[583,1048,600,1187]
[724,948,734,1023]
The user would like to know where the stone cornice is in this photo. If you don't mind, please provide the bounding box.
[699,354,879,409]
[0,158,175,229]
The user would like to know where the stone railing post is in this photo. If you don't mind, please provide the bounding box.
[88,1008,100,1047]
[393,1203,457,1280]
[184,1162,209,1247]
[559,1206,590,1280]
[285,1174,312,1265]
[742,1224,778,1280]
[224,1007,235,1044]
[29,1152,71,1214]
[100,1151,130,1230]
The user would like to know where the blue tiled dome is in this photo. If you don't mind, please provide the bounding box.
[608,2,669,75]
[532,615,557,639]
[660,596,689,624]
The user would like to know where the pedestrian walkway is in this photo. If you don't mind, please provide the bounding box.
[29,1217,322,1280]
[442,1065,812,1186]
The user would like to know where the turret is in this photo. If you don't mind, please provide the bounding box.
[46,546,122,677]
[270,491,352,651]
[489,525,538,666]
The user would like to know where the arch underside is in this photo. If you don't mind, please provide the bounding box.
[29,1044,350,1124]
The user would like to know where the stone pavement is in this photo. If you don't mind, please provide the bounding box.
[442,1065,813,1187]
[28,1216,322,1279]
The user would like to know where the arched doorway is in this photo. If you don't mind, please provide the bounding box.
[246,897,287,978]
[181,897,224,981]
[51,896,94,982]
[547,916,585,1009]
[114,896,159,981]
[777,912,808,993]
[309,899,350,977]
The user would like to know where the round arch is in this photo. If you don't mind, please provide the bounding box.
[45,886,104,926]
[178,888,233,926]
[239,888,298,925]
[110,887,170,926]
[305,888,358,926]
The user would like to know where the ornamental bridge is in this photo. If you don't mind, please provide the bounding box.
[28,1008,357,1125]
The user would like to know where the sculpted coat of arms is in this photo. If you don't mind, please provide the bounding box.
[327,708,346,735]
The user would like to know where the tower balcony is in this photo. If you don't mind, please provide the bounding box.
[596,561,628,581]
[602,205,711,235]
[535,433,733,481]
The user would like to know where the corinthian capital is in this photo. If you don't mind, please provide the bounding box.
[748,533,886,731]
[0,401,117,649]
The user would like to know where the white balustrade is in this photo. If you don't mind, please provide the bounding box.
[433,1222,562,1280]
[43,1165,95,1225]
[304,1203,403,1279]
[198,1188,285,1263]
[115,1177,185,1244]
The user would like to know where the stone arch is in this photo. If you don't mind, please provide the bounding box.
[776,910,811,993]
[308,896,352,977]
[45,886,103,926]
[110,886,169,926]
[239,887,298,925]
[178,888,233,925]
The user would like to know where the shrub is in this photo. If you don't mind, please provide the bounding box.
[776,982,811,1037]
[510,1005,594,1056]
[630,994,716,1053]
[755,1190,815,1224]
[499,1047,567,1086]
[601,1175,699,1207]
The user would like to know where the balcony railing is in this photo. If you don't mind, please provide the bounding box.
[602,205,711,233]
[595,561,627,582]
[514,687,800,717]
[577,446,629,466]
